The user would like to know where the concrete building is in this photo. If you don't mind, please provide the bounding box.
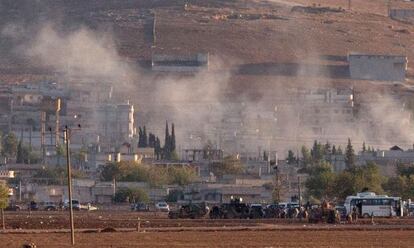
[348,53,407,81]
[95,102,135,148]
[152,53,209,72]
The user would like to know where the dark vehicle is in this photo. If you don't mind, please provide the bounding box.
[249,204,265,219]
[28,201,39,211]
[209,197,250,219]
[44,202,58,211]
[168,202,209,219]
[131,203,150,212]
[264,204,279,218]
[5,204,22,211]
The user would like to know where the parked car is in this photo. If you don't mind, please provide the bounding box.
[155,201,170,212]
[249,204,265,219]
[131,203,150,212]
[64,199,81,211]
[28,201,39,211]
[278,202,288,209]
[44,202,58,211]
[264,204,279,218]
[287,203,300,210]
[5,204,22,211]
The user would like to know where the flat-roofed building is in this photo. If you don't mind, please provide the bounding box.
[348,53,407,81]
[152,53,209,72]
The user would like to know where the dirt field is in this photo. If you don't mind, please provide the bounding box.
[2,211,414,247]
[2,229,414,247]
[4,210,414,229]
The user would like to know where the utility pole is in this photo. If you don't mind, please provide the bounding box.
[64,126,75,246]
[298,176,302,220]
[19,180,22,202]
[55,99,61,147]
[41,111,46,163]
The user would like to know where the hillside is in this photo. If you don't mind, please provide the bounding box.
[1,0,414,151]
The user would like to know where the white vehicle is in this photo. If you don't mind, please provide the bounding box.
[155,201,170,212]
[344,192,403,218]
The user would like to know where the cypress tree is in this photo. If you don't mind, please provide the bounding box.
[164,121,170,159]
[16,140,23,163]
[148,133,156,148]
[171,123,176,152]
[155,137,161,160]
[345,138,355,169]
[324,141,331,155]
[337,146,343,155]
[143,126,148,147]
[138,127,143,148]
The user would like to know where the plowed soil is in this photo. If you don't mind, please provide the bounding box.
[2,211,414,247]
[3,210,414,230]
[2,230,414,247]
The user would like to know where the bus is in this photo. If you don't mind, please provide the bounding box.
[344,192,403,218]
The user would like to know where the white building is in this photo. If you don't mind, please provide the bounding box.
[95,102,135,148]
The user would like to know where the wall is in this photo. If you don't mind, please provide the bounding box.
[390,9,414,21]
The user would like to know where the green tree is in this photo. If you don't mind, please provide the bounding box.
[164,121,170,159]
[100,162,122,181]
[396,163,414,177]
[305,161,336,200]
[155,137,161,160]
[0,184,8,209]
[142,126,148,147]
[16,141,23,163]
[311,140,324,162]
[0,184,9,230]
[331,145,337,155]
[56,144,66,166]
[2,133,18,159]
[16,141,33,164]
[210,155,244,178]
[171,123,176,152]
[345,138,355,169]
[148,133,156,148]
[166,189,184,202]
[113,188,149,203]
[332,162,384,201]
[168,167,196,186]
[286,150,297,165]
[301,145,312,167]
[138,127,143,148]
[324,142,332,155]
[337,146,343,155]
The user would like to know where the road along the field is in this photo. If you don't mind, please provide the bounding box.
[2,230,414,248]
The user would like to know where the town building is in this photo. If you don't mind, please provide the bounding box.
[348,53,407,81]
[152,53,209,72]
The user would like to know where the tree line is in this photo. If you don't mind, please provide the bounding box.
[292,138,414,202]
[100,161,196,187]
[137,121,177,160]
